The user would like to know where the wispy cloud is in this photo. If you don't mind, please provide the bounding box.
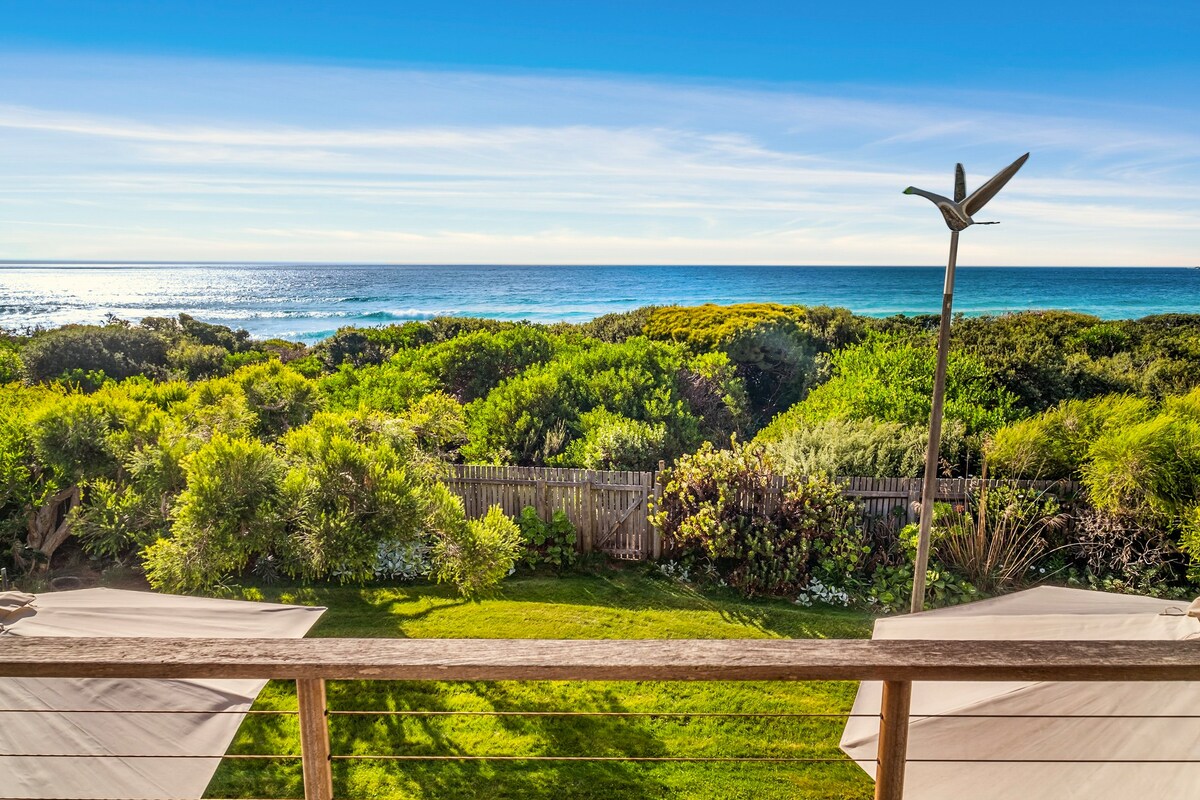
[0,52,1197,264]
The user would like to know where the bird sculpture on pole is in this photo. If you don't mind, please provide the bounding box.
[905,152,1029,614]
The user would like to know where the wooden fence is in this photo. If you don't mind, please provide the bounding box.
[841,476,1078,525]
[444,465,1077,562]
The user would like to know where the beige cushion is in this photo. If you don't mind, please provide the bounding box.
[0,591,36,624]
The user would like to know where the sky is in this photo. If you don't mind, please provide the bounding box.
[2,1,1199,265]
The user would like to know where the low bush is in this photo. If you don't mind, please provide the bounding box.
[515,506,578,571]
[650,440,864,597]
[1065,509,1187,596]
[432,502,522,596]
[140,413,521,596]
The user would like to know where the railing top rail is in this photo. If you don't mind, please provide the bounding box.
[3,637,1200,682]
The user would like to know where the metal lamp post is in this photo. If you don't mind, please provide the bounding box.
[904,153,1029,614]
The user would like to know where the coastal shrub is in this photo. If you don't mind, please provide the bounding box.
[28,393,123,482]
[0,349,22,384]
[677,351,750,441]
[986,395,1155,479]
[22,324,170,385]
[778,333,1018,434]
[516,506,578,572]
[425,316,521,342]
[644,303,807,350]
[463,338,704,465]
[175,314,254,352]
[643,303,844,425]
[320,326,555,413]
[2,380,206,570]
[228,361,322,438]
[1069,322,1131,358]
[569,306,657,342]
[950,312,1200,411]
[1083,414,1200,519]
[318,323,432,368]
[722,321,821,425]
[319,361,434,414]
[987,387,1200,588]
[555,408,667,470]
[142,434,286,593]
[0,388,53,570]
[286,354,325,378]
[140,410,521,595]
[279,412,431,582]
[403,391,468,458]
[395,326,560,403]
[72,478,158,560]
[431,501,522,596]
[168,341,229,379]
[222,350,268,371]
[761,416,966,479]
[644,303,860,352]
[650,440,863,597]
[951,311,1106,412]
[1165,387,1200,423]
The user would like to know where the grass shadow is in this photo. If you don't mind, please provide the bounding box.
[326,679,670,799]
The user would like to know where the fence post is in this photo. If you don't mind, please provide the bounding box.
[581,472,594,553]
[535,478,549,521]
[297,678,334,800]
[874,679,911,800]
[651,463,664,560]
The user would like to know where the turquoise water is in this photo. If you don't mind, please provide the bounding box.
[1,264,1198,343]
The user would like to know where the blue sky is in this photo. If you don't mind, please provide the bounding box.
[2,1,1199,264]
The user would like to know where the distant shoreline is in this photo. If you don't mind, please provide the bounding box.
[3,264,1198,343]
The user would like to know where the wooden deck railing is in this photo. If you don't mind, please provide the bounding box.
[4,637,1200,800]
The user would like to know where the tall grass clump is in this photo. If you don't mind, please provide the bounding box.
[932,481,1071,593]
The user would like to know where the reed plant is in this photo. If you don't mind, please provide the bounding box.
[933,470,1071,593]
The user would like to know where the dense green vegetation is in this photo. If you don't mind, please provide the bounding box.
[4,303,1200,598]
[206,572,873,800]
[6,304,1199,799]
[986,389,1200,591]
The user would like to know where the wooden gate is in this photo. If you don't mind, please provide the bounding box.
[444,466,659,560]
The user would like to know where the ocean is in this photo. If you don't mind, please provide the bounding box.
[2,264,1198,344]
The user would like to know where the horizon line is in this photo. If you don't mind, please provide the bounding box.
[0,261,1191,269]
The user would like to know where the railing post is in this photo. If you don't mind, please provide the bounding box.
[297,677,334,800]
[874,679,912,800]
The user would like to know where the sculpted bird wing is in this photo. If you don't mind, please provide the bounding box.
[954,163,966,203]
[962,152,1029,216]
[902,186,953,206]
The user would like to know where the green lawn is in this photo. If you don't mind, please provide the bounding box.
[207,570,876,800]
